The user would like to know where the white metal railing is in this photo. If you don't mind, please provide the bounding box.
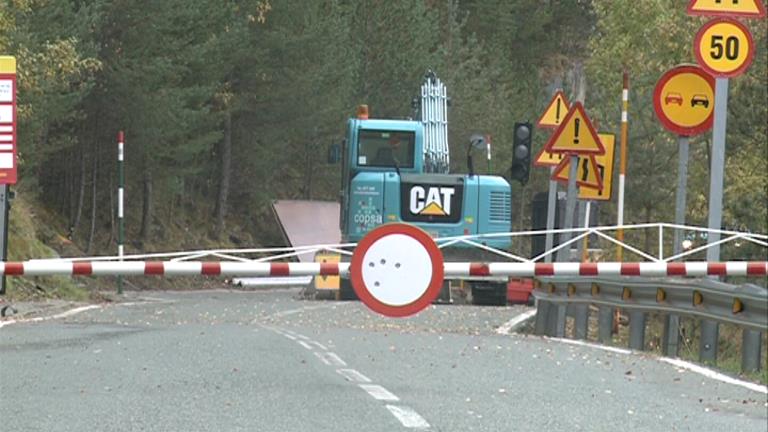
[25,223,766,266]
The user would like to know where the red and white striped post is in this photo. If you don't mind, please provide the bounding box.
[117,131,125,294]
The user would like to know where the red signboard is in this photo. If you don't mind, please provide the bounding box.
[0,58,17,184]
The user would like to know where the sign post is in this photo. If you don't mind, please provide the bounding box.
[541,103,605,262]
[536,91,570,262]
[0,56,17,295]
[653,64,715,254]
[653,64,715,357]
[687,2,761,363]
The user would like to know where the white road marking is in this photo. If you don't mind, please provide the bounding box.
[283,334,297,340]
[386,405,430,429]
[266,304,338,319]
[336,368,372,383]
[659,357,768,394]
[546,336,767,394]
[0,305,101,329]
[496,309,537,334]
[359,384,400,401]
[325,352,347,367]
[314,351,331,366]
[298,341,313,350]
[311,341,328,351]
[314,351,347,367]
[296,334,310,341]
[547,337,632,355]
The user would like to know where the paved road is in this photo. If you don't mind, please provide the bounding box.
[1,288,766,431]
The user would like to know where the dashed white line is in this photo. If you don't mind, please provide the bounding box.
[336,368,372,383]
[295,334,310,341]
[314,351,347,367]
[311,341,328,350]
[298,341,313,350]
[325,352,347,366]
[283,334,297,340]
[359,384,400,401]
[386,405,431,429]
[314,351,331,365]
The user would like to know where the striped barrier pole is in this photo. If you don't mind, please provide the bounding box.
[616,71,629,261]
[117,131,125,295]
[1,261,765,278]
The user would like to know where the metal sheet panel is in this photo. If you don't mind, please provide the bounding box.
[272,200,341,262]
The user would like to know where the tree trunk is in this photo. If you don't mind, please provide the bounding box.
[86,142,98,254]
[140,169,153,242]
[215,112,232,239]
[70,149,87,240]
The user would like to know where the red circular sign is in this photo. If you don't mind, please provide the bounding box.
[694,18,755,78]
[653,65,715,136]
[350,223,444,318]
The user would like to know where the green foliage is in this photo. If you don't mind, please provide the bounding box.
[587,0,767,257]
[0,0,764,257]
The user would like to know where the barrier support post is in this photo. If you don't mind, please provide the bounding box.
[573,304,589,340]
[629,310,646,350]
[741,330,762,373]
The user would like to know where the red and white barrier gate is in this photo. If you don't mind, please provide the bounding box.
[7,223,767,317]
[3,260,766,278]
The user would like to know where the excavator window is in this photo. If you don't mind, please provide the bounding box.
[357,130,415,168]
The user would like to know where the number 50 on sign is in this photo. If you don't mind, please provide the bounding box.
[694,18,755,78]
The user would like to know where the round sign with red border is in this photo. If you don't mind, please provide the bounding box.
[653,65,715,136]
[694,18,755,78]
[350,223,444,318]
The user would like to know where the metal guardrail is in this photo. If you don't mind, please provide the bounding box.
[533,276,767,373]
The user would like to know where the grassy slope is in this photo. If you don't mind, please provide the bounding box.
[6,194,91,301]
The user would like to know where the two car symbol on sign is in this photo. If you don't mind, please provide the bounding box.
[664,92,709,108]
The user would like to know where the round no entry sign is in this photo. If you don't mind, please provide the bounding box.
[350,223,444,317]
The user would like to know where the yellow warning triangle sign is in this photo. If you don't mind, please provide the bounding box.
[543,102,605,155]
[687,0,766,18]
[533,147,565,167]
[551,154,603,190]
[421,202,446,216]
[536,90,570,129]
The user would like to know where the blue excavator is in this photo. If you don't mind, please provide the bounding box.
[330,71,526,304]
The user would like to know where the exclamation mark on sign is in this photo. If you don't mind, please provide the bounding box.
[556,99,561,123]
[573,118,580,145]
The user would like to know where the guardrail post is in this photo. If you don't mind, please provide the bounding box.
[573,304,588,340]
[546,303,566,337]
[741,329,762,373]
[534,300,551,335]
[699,320,719,363]
[628,310,646,350]
[597,306,613,343]
[662,315,680,357]
[553,304,567,337]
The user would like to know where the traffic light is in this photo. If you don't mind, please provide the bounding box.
[511,122,532,185]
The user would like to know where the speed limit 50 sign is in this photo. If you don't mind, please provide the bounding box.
[694,18,755,78]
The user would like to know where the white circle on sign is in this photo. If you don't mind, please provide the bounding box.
[360,233,432,306]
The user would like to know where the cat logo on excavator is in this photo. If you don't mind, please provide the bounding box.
[409,186,455,217]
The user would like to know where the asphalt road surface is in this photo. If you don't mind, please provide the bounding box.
[1,288,766,432]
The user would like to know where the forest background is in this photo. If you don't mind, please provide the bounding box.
[0,0,765,296]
